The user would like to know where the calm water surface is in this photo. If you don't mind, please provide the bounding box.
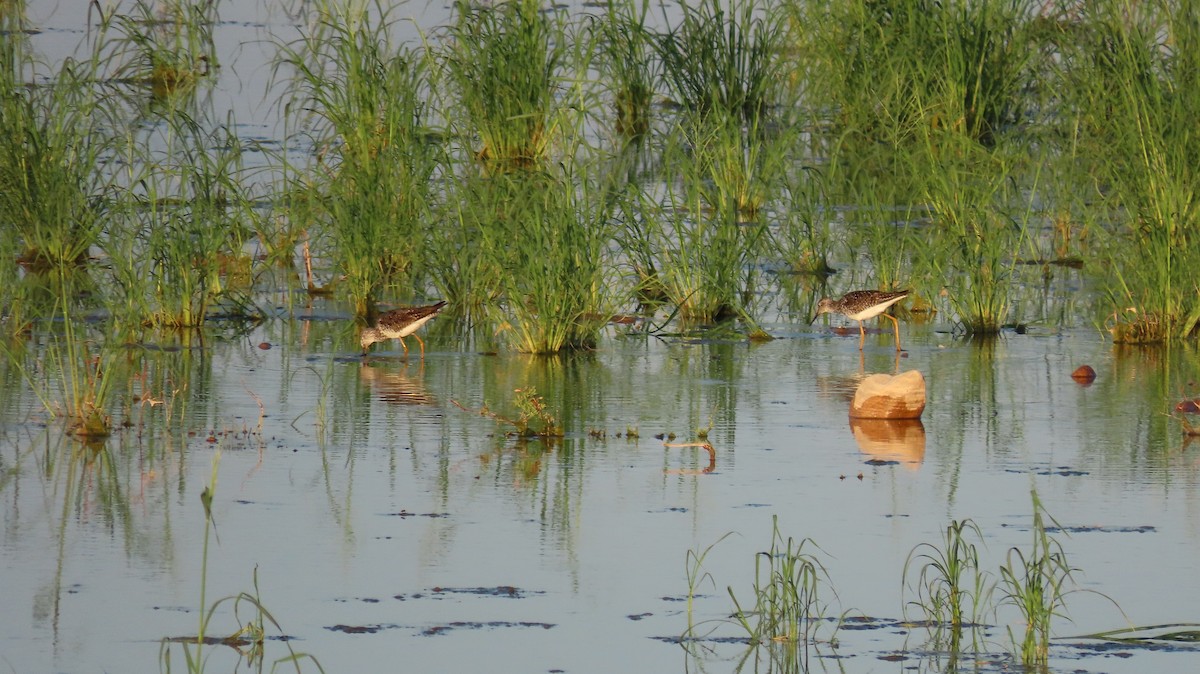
[4,315,1200,673]
[5,1,1200,672]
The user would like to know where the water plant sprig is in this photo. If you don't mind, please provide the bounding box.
[160,450,325,673]
[902,518,994,650]
[997,491,1081,667]
[452,387,564,438]
[682,532,736,643]
[728,516,840,661]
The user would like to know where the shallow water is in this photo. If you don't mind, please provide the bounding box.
[6,1,1200,671]
[4,312,1200,673]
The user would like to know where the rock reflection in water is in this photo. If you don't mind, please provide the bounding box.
[849,418,926,469]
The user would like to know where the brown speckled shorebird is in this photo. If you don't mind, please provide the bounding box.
[360,301,447,357]
[811,290,910,351]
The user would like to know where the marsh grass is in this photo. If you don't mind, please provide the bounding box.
[425,171,505,320]
[795,0,1037,148]
[109,118,254,328]
[933,0,1037,147]
[653,0,783,124]
[97,0,217,104]
[13,271,121,438]
[728,516,839,659]
[1054,0,1200,342]
[641,114,775,322]
[769,165,834,277]
[595,0,656,142]
[903,519,993,650]
[278,0,439,317]
[0,58,118,269]
[477,168,616,354]
[920,137,1035,334]
[440,0,563,168]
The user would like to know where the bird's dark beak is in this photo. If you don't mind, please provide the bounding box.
[809,313,819,325]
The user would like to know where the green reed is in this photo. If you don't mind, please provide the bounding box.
[932,0,1038,147]
[1053,0,1200,342]
[794,0,1037,148]
[769,164,834,277]
[278,0,439,317]
[439,0,563,168]
[919,137,1036,334]
[642,112,773,322]
[728,516,838,659]
[903,519,993,650]
[424,170,504,322]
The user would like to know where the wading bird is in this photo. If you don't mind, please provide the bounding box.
[360,301,447,358]
[811,290,910,351]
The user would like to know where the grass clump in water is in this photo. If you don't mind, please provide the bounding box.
[106,119,254,328]
[634,112,779,323]
[1054,1,1200,342]
[920,137,1036,334]
[480,168,616,353]
[0,55,118,269]
[98,0,217,105]
[440,0,563,169]
[278,0,439,318]
[595,0,656,142]
[794,0,1038,149]
[653,0,784,124]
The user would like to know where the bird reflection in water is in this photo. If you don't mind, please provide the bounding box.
[358,364,436,406]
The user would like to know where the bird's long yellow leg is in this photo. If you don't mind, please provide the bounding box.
[857,322,866,351]
[413,334,426,358]
[398,337,409,356]
[885,314,901,351]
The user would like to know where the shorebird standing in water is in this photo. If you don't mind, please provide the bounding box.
[360,301,447,358]
[811,290,911,352]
